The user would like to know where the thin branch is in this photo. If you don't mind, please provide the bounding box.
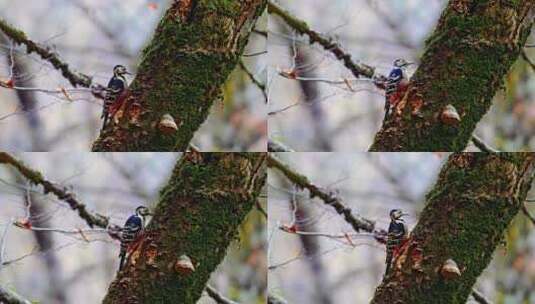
[0,18,92,87]
[71,2,133,58]
[268,294,288,304]
[0,152,112,230]
[521,202,535,225]
[268,139,294,152]
[0,285,32,304]
[471,135,499,153]
[239,59,267,103]
[521,50,535,71]
[279,224,379,246]
[205,285,240,304]
[256,200,268,218]
[0,219,12,268]
[471,289,492,304]
[267,153,386,243]
[268,1,387,87]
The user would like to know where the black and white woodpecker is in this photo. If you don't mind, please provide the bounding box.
[119,205,151,271]
[384,58,413,121]
[101,65,131,129]
[385,209,408,276]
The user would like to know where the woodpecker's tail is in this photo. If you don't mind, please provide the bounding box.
[385,251,392,276]
[118,247,126,271]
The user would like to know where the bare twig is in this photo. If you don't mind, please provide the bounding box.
[521,50,535,71]
[268,139,294,152]
[71,2,133,58]
[268,1,387,87]
[521,202,535,225]
[267,153,386,243]
[0,220,12,268]
[0,285,32,304]
[0,18,92,87]
[0,152,111,229]
[471,135,499,153]
[205,285,240,304]
[268,294,288,304]
[471,289,492,304]
[279,224,379,246]
[239,59,267,103]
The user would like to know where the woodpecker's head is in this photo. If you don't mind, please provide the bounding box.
[390,209,408,221]
[113,65,131,77]
[135,205,151,217]
[393,58,413,68]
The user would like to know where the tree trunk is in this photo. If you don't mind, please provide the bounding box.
[371,153,535,304]
[92,0,267,151]
[369,0,534,151]
[102,152,266,304]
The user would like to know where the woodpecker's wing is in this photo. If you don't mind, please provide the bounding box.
[107,76,126,92]
[387,68,403,82]
[123,214,142,229]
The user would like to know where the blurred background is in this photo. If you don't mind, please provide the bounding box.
[268,0,535,151]
[0,0,267,151]
[268,153,535,303]
[0,153,267,304]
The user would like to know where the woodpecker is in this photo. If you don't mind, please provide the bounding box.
[385,209,408,276]
[119,205,151,271]
[101,65,131,129]
[384,59,412,122]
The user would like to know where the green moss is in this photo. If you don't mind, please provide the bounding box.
[103,154,266,304]
[373,154,534,303]
[370,1,534,151]
[93,0,267,151]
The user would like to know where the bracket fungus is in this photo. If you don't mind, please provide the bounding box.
[440,104,461,126]
[175,254,195,275]
[440,258,461,279]
[158,113,178,134]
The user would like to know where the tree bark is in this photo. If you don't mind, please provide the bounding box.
[102,152,266,304]
[92,0,266,151]
[371,153,535,304]
[369,0,534,151]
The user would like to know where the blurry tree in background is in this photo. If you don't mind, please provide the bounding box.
[268,0,535,152]
[0,153,267,304]
[268,153,535,304]
[0,0,267,151]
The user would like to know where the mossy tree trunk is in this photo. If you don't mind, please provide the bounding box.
[92,0,267,151]
[102,152,266,304]
[371,153,535,304]
[369,0,534,151]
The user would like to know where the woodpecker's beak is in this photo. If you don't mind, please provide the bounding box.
[405,62,414,66]
[401,212,409,217]
[125,71,132,75]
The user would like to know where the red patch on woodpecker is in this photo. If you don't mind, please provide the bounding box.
[109,90,130,117]
[388,80,410,107]
[393,238,410,259]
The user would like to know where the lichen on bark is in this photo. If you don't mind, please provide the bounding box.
[92,0,267,151]
[102,152,266,304]
[371,153,535,304]
[370,0,535,151]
